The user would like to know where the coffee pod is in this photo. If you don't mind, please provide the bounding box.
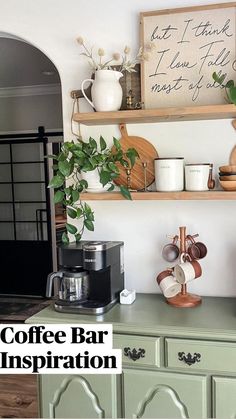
[156,270,181,298]
[174,255,202,284]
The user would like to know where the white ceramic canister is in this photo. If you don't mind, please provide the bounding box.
[154,158,184,192]
[185,163,211,191]
[81,69,123,112]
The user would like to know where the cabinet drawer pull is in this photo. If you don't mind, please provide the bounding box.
[124,347,146,361]
[178,351,201,366]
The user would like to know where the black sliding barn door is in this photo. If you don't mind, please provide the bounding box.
[0,133,55,296]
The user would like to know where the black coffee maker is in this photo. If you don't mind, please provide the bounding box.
[46,241,124,314]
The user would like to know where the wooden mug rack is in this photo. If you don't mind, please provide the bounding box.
[166,226,202,308]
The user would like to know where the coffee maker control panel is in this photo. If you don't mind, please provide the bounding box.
[83,242,106,271]
[83,242,107,252]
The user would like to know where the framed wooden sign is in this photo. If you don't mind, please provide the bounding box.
[140,3,236,108]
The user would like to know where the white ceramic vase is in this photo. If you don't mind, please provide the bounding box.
[81,69,123,111]
[81,169,110,193]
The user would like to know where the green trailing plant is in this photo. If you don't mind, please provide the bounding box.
[48,136,139,244]
[212,72,236,105]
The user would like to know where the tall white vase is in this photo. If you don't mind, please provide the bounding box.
[81,69,123,111]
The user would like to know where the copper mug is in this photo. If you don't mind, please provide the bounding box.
[174,254,202,284]
[187,235,207,260]
[162,235,180,262]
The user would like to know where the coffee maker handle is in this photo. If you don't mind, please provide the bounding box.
[46,272,63,298]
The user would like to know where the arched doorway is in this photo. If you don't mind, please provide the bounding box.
[0,35,63,297]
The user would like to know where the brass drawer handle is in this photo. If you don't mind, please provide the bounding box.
[124,347,146,361]
[178,351,201,366]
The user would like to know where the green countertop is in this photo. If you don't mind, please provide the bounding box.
[26,294,236,341]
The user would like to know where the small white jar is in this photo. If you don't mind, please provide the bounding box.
[155,158,184,192]
[185,163,211,191]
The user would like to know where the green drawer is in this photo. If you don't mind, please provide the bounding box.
[114,334,161,368]
[166,338,236,373]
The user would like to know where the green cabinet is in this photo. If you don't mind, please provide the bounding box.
[123,369,207,418]
[212,376,236,419]
[27,295,236,418]
[39,374,121,418]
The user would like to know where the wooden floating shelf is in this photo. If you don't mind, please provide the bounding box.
[80,191,236,201]
[73,104,236,125]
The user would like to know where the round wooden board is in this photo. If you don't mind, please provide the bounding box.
[229,146,236,165]
[112,124,158,190]
[230,120,236,165]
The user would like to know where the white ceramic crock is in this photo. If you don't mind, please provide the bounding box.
[155,158,184,192]
[185,163,211,191]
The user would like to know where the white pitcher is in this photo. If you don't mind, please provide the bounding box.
[81,69,123,112]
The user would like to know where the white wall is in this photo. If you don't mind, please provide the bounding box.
[1,0,236,296]
[0,94,62,133]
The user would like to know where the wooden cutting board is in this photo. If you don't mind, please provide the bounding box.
[230,120,236,165]
[112,124,158,190]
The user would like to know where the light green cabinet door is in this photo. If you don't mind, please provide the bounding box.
[123,369,207,418]
[39,374,121,418]
[213,376,236,418]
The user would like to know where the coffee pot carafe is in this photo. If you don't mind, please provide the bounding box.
[46,268,90,302]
